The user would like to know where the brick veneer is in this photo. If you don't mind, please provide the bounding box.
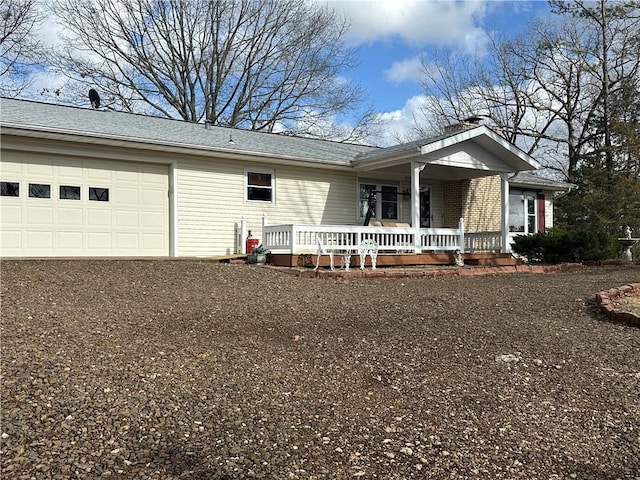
[595,283,640,327]
[442,176,502,232]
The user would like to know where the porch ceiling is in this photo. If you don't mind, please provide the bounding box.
[354,126,539,177]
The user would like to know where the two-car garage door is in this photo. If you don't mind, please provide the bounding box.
[0,154,170,257]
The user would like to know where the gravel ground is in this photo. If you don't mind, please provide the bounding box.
[1,260,639,480]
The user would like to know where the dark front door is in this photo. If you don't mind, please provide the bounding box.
[420,188,431,228]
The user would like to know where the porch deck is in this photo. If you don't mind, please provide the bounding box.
[242,217,512,268]
[269,251,519,268]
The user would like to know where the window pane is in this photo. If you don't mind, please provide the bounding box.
[381,186,398,220]
[60,185,81,200]
[247,171,273,202]
[29,183,51,198]
[0,182,19,197]
[381,186,397,201]
[359,184,377,218]
[527,195,535,215]
[248,172,272,187]
[509,193,525,232]
[89,187,109,201]
[382,202,398,220]
[247,187,272,202]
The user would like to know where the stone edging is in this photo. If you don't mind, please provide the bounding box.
[275,262,584,279]
[595,284,640,327]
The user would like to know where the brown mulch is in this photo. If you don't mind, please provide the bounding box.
[1,260,639,480]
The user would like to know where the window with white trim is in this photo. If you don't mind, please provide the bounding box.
[509,192,537,233]
[246,169,274,203]
[60,185,81,200]
[1,181,19,197]
[89,187,109,202]
[29,183,51,198]
[358,183,399,221]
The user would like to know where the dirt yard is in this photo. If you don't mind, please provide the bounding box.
[1,260,639,479]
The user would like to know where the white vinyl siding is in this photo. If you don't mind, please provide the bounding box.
[176,157,357,256]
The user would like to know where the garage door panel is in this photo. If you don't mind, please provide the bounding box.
[1,231,21,249]
[1,157,169,257]
[115,210,139,227]
[26,162,54,176]
[141,170,166,185]
[26,231,53,249]
[1,204,22,224]
[114,167,139,183]
[87,232,112,250]
[57,231,83,250]
[143,233,165,249]
[114,187,139,204]
[58,207,84,226]
[57,162,83,179]
[26,206,54,226]
[88,209,112,227]
[142,212,166,228]
[115,233,139,249]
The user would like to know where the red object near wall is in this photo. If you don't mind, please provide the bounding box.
[246,238,259,253]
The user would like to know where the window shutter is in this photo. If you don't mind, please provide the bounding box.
[537,193,546,232]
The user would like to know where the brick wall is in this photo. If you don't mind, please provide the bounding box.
[442,180,465,228]
[442,176,502,232]
[463,176,502,232]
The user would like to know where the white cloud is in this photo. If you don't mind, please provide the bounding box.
[372,94,431,146]
[329,0,491,51]
[384,56,425,84]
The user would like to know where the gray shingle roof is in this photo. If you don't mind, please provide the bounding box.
[0,98,377,165]
[509,171,574,191]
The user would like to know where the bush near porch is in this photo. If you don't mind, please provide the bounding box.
[511,227,621,263]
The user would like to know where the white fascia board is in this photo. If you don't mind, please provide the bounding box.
[0,124,355,172]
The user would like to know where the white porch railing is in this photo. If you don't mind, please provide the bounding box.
[260,217,465,254]
[465,231,502,253]
[237,216,508,255]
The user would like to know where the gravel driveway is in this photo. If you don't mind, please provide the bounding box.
[1,260,639,479]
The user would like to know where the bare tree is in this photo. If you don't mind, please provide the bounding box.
[411,1,640,181]
[48,0,378,143]
[0,0,42,96]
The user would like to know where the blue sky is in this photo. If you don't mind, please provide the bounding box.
[326,0,554,144]
[30,0,554,146]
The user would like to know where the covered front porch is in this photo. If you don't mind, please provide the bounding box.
[242,215,514,268]
[241,126,539,268]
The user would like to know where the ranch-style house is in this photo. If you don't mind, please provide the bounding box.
[0,98,572,264]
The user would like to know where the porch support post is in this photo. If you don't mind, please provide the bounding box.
[411,160,422,253]
[500,173,510,253]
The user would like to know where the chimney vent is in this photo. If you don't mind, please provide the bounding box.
[443,116,482,134]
